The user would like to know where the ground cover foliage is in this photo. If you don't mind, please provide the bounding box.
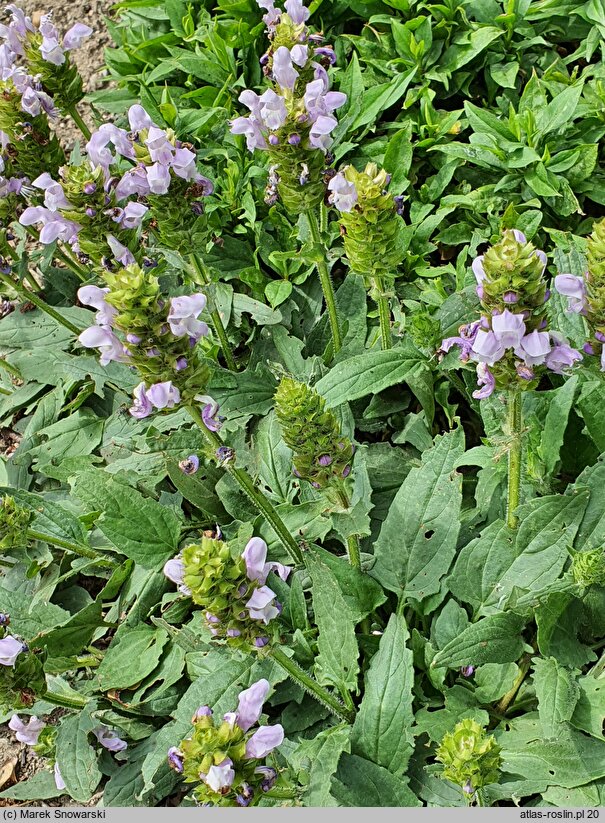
[0,0,603,808]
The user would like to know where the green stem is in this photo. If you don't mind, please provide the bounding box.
[27,529,118,567]
[0,358,21,379]
[42,689,88,709]
[270,647,354,724]
[186,406,304,565]
[190,253,237,371]
[22,224,89,281]
[65,104,92,141]
[307,209,342,356]
[373,276,392,350]
[44,654,102,674]
[0,271,82,336]
[495,652,532,715]
[346,534,361,570]
[506,390,523,530]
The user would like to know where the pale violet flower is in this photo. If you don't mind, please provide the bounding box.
[272,46,298,90]
[8,715,45,745]
[284,0,310,24]
[63,23,92,51]
[78,326,127,366]
[328,173,358,212]
[163,556,192,596]
[167,294,208,341]
[205,758,235,793]
[106,235,135,266]
[147,381,181,409]
[92,726,127,753]
[0,635,25,666]
[472,363,495,400]
[236,679,270,732]
[242,537,291,586]
[309,115,338,152]
[515,330,551,366]
[54,763,66,791]
[77,285,116,327]
[128,104,154,132]
[554,273,586,314]
[244,724,284,759]
[246,586,280,625]
[129,383,153,419]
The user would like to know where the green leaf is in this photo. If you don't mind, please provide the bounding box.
[383,122,413,194]
[499,716,605,788]
[450,492,588,615]
[97,626,169,691]
[533,657,580,738]
[0,585,69,638]
[441,26,503,72]
[293,725,351,807]
[331,753,420,807]
[372,428,464,597]
[307,553,359,693]
[536,592,596,668]
[27,409,104,466]
[315,342,431,409]
[0,770,62,800]
[432,612,526,669]
[35,601,103,658]
[349,69,416,133]
[55,707,102,802]
[265,279,293,308]
[310,547,385,622]
[542,82,584,135]
[351,614,414,772]
[538,376,578,475]
[72,472,181,568]
[572,674,605,739]
[474,663,519,703]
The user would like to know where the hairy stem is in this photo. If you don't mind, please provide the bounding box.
[43,689,88,709]
[506,390,523,529]
[306,209,342,355]
[187,406,304,565]
[65,104,92,141]
[0,271,82,336]
[373,276,392,350]
[190,253,238,372]
[495,652,533,715]
[270,647,354,724]
[27,529,118,567]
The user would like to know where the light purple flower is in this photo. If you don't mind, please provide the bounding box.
[236,678,270,732]
[78,326,126,366]
[515,330,551,366]
[63,23,92,50]
[491,309,526,348]
[471,330,505,365]
[147,381,181,409]
[243,537,268,584]
[246,586,279,624]
[601,347,605,372]
[20,206,79,244]
[129,382,153,419]
[472,363,495,400]
[328,173,358,212]
[40,33,65,65]
[245,724,284,759]
[106,235,135,266]
[92,726,128,753]
[167,746,184,773]
[471,256,485,284]
[54,763,66,791]
[303,79,347,119]
[273,46,298,90]
[230,116,267,152]
[309,115,338,152]
[554,273,586,314]
[86,124,134,174]
[0,635,25,666]
[545,334,582,374]
[291,44,308,67]
[284,0,310,24]
[8,715,45,745]
[32,173,71,211]
[171,147,198,181]
[77,285,116,327]
[163,556,192,596]
[115,166,151,199]
[259,89,288,130]
[121,201,148,229]
[146,162,171,194]
[178,455,199,475]
[197,395,221,431]
[205,758,235,793]
[168,294,208,341]
[128,104,154,132]
[145,126,175,165]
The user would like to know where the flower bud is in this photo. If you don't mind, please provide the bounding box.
[436,719,501,794]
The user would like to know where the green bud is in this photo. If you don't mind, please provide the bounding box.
[274,377,354,500]
[436,719,502,793]
[269,143,326,214]
[336,163,405,291]
[480,230,547,324]
[0,496,32,549]
[572,547,605,588]
[147,178,212,255]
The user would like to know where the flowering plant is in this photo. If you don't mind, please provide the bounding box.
[0,0,604,811]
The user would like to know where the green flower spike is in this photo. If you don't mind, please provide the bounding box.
[274,376,354,506]
[586,218,605,345]
[329,163,406,348]
[0,496,33,549]
[436,719,502,800]
[572,547,605,588]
